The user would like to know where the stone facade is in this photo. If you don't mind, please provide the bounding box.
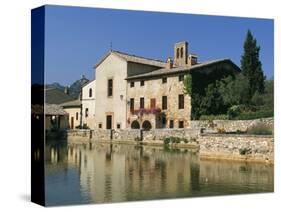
[82,80,96,129]
[127,73,191,129]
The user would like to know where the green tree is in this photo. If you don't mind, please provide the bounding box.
[241,30,265,97]
[200,82,226,115]
[183,74,192,95]
[218,73,250,106]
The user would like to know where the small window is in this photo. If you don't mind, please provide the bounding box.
[179,74,184,82]
[176,48,179,59]
[85,108,89,118]
[180,47,184,58]
[169,120,174,128]
[140,80,145,86]
[178,94,184,109]
[162,77,167,84]
[108,79,113,97]
[76,112,79,120]
[150,98,156,109]
[117,123,121,129]
[162,117,167,126]
[98,123,102,129]
[140,97,144,109]
[130,98,134,112]
[89,88,92,97]
[179,121,184,128]
[162,96,167,110]
[130,81,135,88]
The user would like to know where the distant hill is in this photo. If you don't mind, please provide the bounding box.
[46,82,64,92]
[46,76,89,99]
[69,76,89,98]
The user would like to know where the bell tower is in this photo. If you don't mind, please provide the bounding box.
[173,41,188,67]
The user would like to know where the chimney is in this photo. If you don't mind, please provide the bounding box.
[173,41,188,67]
[188,54,198,66]
[64,85,69,95]
[166,57,173,69]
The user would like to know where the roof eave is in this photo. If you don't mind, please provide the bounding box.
[94,51,127,69]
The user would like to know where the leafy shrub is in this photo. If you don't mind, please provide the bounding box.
[164,137,171,145]
[134,136,142,141]
[217,128,226,134]
[163,136,189,145]
[81,124,90,129]
[239,147,252,155]
[236,110,273,120]
[227,105,241,119]
[182,138,189,143]
[199,114,228,121]
[247,122,272,135]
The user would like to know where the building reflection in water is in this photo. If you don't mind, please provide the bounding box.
[45,141,273,205]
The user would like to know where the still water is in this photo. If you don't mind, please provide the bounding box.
[45,141,273,206]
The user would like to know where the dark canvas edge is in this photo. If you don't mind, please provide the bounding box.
[31,5,46,206]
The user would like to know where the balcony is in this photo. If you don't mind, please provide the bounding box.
[131,108,161,116]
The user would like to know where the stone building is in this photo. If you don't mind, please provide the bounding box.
[94,49,166,130]
[92,41,240,130]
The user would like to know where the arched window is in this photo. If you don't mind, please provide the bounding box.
[176,48,179,59]
[85,108,89,118]
[89,88,92,97]
[131,120,140,129]
[180,47,184,58]
[142,120,152,131]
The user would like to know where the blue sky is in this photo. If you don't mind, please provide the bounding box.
[44,5,274,85]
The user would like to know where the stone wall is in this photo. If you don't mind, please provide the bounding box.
[190,117,273,133]
[67,128,200,142]
[198,134,274,163]
[143,128,200,141]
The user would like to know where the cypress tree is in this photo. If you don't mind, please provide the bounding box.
[241,30,265,98]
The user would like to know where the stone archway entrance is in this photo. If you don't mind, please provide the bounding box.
[142,120,152,131]
[131,120,140,129]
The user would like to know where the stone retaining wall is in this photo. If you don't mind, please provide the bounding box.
[190,117,273,133]
[198,134,274,163]
[66,129,274,163]
[142,128,200,141]
[67,128,200,142]
[112,129,140,141]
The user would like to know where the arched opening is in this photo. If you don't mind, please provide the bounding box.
[89,88,92,97]
[142,120,152,131]
[180,47,184,58]
[176,48,179,59]
[131,120,140,129]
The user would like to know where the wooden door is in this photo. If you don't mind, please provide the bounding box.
[71,117,74,129]
[106,115,112,129]
[150,98,156,109]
